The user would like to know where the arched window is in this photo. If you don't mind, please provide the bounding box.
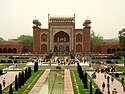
[117,48,120,52]
[8,48,12,53]
[66,46,69,52]
[0,48,2,53]
[107,48,111,54]
[41,44,47,54]
[76,34,82,42]
[76,44,82,52]
[13,48,17,53]
[41,34,47,41]
[3,48,7,53]
[54,46,58,52]
[112,48,116,53]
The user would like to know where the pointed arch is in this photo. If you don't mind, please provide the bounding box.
[8,48,12,53]
[41,44,47,54]
[41,34,47,41]
[76,34,82,42]
[13,48,17,53]
[3,48,7,53]
[107,48,111,54]
[76,44,82,52]
[0,48,2,53]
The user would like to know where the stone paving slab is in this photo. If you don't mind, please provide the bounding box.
[65,69,74,94]
[0,71,19,90]
[29,69,50,94]
[87,72,125,94]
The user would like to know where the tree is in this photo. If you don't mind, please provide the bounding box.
[21,71,24,85]
[18,72,22,88]
[18,35,33,46]
[9,84,13,94]
[34,62,38,72]
[118,28,125,49]
[25,68,28,82]
[28,67,32,78]
[0,37,5,42]
[90,81,93,94]
[15,75,18,91]
[90,31,103,53]
[84,72,88,89]
[0,83,2,94]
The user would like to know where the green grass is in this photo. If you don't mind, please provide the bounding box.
[3,70,44,94]
[70,70,101,94]
[117,67,125,72]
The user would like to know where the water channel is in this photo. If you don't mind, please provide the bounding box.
[38,70,64,94]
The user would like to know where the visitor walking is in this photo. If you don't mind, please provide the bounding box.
[2,78,5,87]
[104,72,106,79]
[102,82,105,92]
[111,76,114,84]
[121,77,124,86]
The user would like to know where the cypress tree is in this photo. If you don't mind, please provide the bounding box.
[90,81,93,94]
[18,72,21,88]
[34,62,38,72]
[0,83,2,94]
[15,75,18,91]
[21,71,24,85]
[28,67,31,78]
[84,72,88,89]
[95,89,99,94]
[25,68,28,82]
[9,84,13,94]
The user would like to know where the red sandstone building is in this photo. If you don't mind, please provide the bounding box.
[33,14,91,54]
[0,15,122,54]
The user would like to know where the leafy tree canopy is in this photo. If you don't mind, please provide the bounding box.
[18,35,33,46]
[0,37,5,42]
[118,28,125,49]
[90,31,103,47]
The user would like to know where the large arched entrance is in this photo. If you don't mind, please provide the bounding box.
[54,31,70,53]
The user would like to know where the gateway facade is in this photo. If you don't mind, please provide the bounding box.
[33,15,91,54]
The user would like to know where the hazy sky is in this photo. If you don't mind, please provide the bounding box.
[0,0,125,40]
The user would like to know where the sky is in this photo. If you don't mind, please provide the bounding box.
[0,0,125,40]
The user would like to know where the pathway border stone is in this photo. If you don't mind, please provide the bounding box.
[65,69,74,94]
[29,69,50,94]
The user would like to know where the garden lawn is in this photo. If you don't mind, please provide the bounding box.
[3,70,44,94]
[70,70,101,94]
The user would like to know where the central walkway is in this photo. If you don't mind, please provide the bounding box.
[65,69,74,94]
[87,72,124,94]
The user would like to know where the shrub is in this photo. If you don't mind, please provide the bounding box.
[0,70,3,75]
[9,84,13,94]
[1,60,6,63]
[115,73,119,78]
[7,60,13,63]
[15,75,18,91]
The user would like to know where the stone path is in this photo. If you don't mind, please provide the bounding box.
[87,72,125,94]
[0,71,19,90]
[65,69,74,94]
[29,69,50,94]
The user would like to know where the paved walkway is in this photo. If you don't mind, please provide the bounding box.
[0,71,19,90]
[87,72,125,94]
[29,69,50,94]
[65,69,74,94]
